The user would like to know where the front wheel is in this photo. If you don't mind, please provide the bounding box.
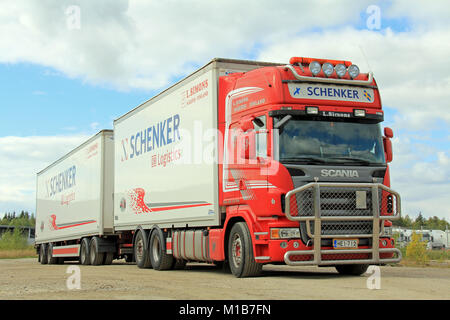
[335,264,369,276]
[228,222,262,278]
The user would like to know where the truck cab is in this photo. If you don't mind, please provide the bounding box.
[218,56,402,276]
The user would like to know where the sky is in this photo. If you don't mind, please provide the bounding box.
[0,0,449,221]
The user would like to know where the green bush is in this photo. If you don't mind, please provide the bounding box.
[406,232,429,265]
[0,228,30,250]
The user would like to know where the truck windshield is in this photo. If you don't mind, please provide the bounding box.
[276,118,385,165]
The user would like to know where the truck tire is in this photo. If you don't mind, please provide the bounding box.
[228,222,262,278]
[335,264,369,276]
[171,259,187,270]
[47,243,58,264]
[149,229,173,271]
[103,252,114,265]
[89,237,105,266]
[80,238,91,265]
[39,244,48,265]
[134,230,152,269]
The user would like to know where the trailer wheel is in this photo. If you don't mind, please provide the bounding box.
[149,229,173,271]
[39,244,48,265]
[80,238,91,265]
[335,264,369,276]
[47,243,58,264]
[103,252,114,265]
[228,222,262,278]
[89,237,105,266]
[134,230,152,269]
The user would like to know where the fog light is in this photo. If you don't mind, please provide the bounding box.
[280,242,288,249]
[382,240,388,247]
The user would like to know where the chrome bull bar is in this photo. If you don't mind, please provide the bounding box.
[284,182,402,266]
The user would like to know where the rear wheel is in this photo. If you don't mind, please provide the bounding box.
[39,244,48,265]
[103,252,114,265]
[228,222,262,278]
[89,237,105,266]
[80,238,91,265]
[335,264,369,276]
[149,230,173,271]
[47,243,58,264]
[134,230,152,269]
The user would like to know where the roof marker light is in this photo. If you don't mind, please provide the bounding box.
[354,109,366,117]
[348,64,360,79]
[306,107,319,115]
[309,61,321,76]
[335,64,347,78]
[322,62,334,77]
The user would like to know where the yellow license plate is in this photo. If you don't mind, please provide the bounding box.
[333,239,359,249]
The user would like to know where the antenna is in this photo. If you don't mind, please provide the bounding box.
[358,45,372,73]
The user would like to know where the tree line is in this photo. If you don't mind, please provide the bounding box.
[0,211,36,228]
[393,213,449,231]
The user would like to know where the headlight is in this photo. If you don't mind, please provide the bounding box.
[348,64,360,79]
[271,228,301,239]
[309,61,321,76]
[335,64,347,78]
[322,62,334,77]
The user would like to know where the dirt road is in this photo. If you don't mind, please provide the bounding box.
[0,258,449,300]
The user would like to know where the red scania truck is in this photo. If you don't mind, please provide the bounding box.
[35,57,402,278]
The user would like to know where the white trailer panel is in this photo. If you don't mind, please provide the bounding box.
[35,130,114,244]
[114,68,219,229]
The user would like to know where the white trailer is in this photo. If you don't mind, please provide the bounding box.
[112,59,266,231]
[35,130,114,264]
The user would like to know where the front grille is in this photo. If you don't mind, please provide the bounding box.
[290,186,380,237]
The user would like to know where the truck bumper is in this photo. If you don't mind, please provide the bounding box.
[280,182,402,266]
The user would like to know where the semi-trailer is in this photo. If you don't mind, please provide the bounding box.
[35,57,402,277]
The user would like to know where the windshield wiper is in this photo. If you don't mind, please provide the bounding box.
[281,156,327,164]
[327,156,373,165]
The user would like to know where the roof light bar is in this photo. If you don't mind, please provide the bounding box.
[322,62,334,77]
[335,64,347,78]
[309,61,321,76]
[348,64,360,79]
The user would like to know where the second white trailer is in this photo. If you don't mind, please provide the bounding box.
[113,65,220,230]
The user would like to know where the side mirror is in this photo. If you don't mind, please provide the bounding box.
[384,127,393,138]
[383,127,394,163]
[383,137,393,163]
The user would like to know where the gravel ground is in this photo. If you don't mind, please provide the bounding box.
[0,258,449,300]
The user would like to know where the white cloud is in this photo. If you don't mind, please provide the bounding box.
[0,0,373,90]
[0,135,88,213]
